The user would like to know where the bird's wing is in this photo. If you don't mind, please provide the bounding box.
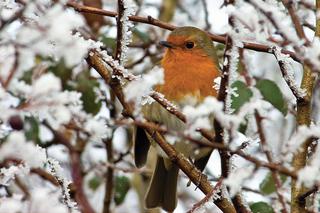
[133,126,150,168]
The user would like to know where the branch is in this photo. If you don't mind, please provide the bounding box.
[3,47,19,89]
[298,186,319,204]
[281,0,309,44]
[291,0,319,211]
[187,178,223,213]
[102,138,114,213]
[255,112,288,213]
[65,1,301,63]
[271,46,306,101]
[115,0,125,61]
[30,168,60,186]
[214,36,232,178]
[44,122,95,213]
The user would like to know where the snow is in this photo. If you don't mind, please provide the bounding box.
[1,0,320,212]
[31,73,61,96]
[224,166,254,197]
[272,47,306,99]
[124,66,164,114]
[0,131,46,168]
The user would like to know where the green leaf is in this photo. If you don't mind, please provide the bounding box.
[48,59,73,89]
[250,202,274,213]
[238,121,248,134]
[231,81,253,112]
[114,176,131,205]
[100,36,117,53]
[24,116,41,144]
[132,28,151,43]
[88,176,102,191]
[256,79,288,115]
[72,70,102,115]
[20,69,33,84]
[260,172,287,195]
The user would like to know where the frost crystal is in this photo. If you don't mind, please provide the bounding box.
[47,158,78,211]
[272,47,306,99]
[117,0,135,64]
[225,43,240,115]
[0,165,28,186]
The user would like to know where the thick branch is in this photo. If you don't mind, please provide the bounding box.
[291,0,319,211]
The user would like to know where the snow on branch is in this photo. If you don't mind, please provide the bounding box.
[272,46,306,100]
[115,0,135,64]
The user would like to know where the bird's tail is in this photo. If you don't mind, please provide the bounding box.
[145,156,179,212]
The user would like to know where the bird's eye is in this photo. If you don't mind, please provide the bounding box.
[185,42,194,49]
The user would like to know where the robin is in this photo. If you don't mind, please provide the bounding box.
[133,26,220,212]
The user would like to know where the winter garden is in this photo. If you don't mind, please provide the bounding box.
[0,0,320,213]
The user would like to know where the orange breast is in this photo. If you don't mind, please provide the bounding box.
[156,49,220,103]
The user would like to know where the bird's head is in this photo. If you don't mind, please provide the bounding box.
[159,26,216,61]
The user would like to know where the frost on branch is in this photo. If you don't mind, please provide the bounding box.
[117,0,135,64]
[224,44,240,115]
[272,47,306,99]
[47,158,78,210]
[285,125,320,159]
[182,96,268,139]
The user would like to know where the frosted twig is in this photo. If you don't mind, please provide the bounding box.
[150,91,186,122]
[281,0,309,43]
[255,111,288,213]
[47,158,77,211]
[246,0,318,72]
[214,36,232,178]
[187,178,223,213]
[44,122,94,213]
[115,0,135,64]
[272,46,306,101]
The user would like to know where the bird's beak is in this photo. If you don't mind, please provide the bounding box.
[159,41,174,48]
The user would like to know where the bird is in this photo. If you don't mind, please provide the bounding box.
[133,26,220,212]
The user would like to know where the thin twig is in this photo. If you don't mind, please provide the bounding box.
[281,0,309,44]
[3,47,19,89]
[44,122,95,213]
[214,36,232,178]
[298,186,319,204]
[103,138,114,213]
[255,111,288,213]
[201,0,211,31]
[187,178,223,213]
